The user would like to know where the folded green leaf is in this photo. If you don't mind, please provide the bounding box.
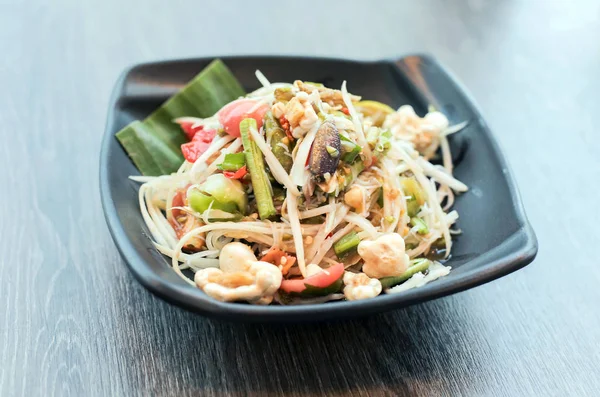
[116,59,246,176]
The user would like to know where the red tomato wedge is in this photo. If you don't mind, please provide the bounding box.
[223,166,247,180]
[178,121,204,140]
[218,99,269,137]
[180,128,217,163]
[181,141,211,163]
[280,262,345,294]
[170,189,186,219]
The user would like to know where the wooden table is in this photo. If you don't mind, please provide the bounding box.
[2,1,599,395]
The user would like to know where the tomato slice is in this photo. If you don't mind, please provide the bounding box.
[195,128,217,143]
[223,165,247,180]
[178,121,205,140]
[181,141,210,163]
[170,189,186,219]
[180,128,217,162]
[280,262,344,294]
[218,99,269,137]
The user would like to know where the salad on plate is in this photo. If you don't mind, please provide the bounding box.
[117,60,468,305]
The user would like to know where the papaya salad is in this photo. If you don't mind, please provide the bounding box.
[123,61,468,305]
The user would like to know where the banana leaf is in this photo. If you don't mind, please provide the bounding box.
[116,59,246,176]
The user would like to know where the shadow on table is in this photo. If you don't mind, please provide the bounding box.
[132,294,486,396]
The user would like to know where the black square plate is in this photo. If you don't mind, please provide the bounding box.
[100,55,537,322]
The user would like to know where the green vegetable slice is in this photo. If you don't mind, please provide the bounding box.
[365,126,392,158]
[410,217,429,235]
[379,259,432,289]
[188,189,239,214]
[334,231,360,260]
[339,160,365,191]
[340,134,361,163]
[374,129,392,157]
[402,177,426,217]
[217,153,246,171]
[116,59,245,176]
[376,187,384,207]
[199,174,248,213]
[264,112,293,173]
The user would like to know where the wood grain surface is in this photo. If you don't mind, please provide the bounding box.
[1,1,599,396]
